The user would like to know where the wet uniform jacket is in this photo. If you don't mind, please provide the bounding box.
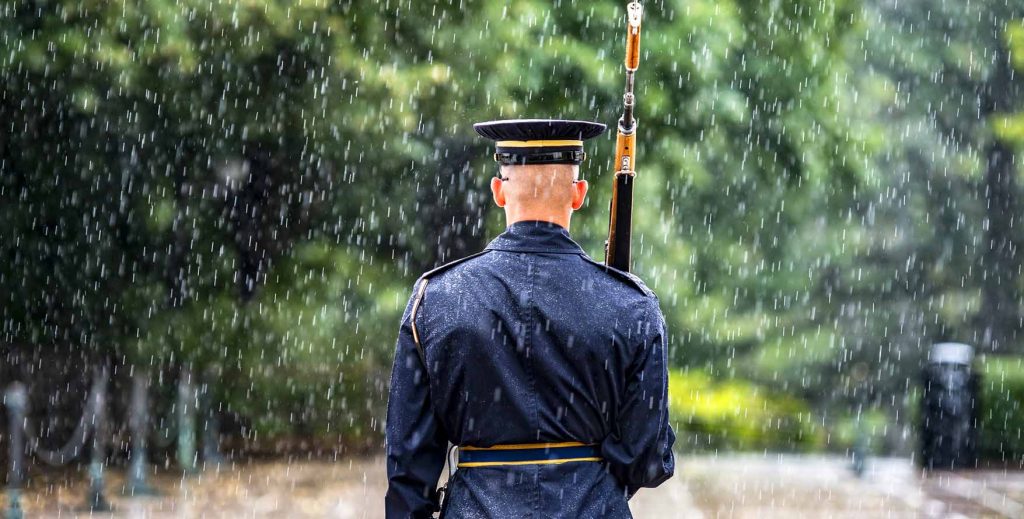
[385,220,675,518]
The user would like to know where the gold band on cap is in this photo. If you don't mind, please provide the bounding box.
[496,140,583,147]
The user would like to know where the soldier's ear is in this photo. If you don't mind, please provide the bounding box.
[491,176,506,207]
[571,179,588,210]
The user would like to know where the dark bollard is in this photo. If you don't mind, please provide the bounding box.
[86,367,112,512]
[124,371,157,496]
[200,367,225,469]
[920,342,978,470]
[177,365,198,475]
[5,383,27,519]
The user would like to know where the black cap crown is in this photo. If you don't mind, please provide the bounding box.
[474,119,606,165]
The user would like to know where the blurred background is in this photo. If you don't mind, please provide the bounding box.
[2,0,1024,516]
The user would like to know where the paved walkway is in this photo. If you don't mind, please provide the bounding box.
[11,454,1024,517]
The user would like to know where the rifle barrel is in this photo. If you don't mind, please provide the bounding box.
[605,1,644,272]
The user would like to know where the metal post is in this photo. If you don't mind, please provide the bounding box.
[124,371,157,496]
[851,417,867,478]
[4,383,26,519]
[86,367,112,512]
[200,367,224,469]
[177,365,197,475]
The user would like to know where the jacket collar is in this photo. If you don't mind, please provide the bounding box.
[485,220,585,254]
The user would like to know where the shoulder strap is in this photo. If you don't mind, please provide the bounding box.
[408,249,492,367]
[410,278,430,365]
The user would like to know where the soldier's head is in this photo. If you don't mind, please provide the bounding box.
[488,163,588,225]
[474,119,606,229]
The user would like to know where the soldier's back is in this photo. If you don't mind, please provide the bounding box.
[415,221,660,517]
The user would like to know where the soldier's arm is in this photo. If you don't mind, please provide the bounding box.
[601,296,676,498]
[385,279,448,518]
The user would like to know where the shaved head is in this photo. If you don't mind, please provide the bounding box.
[490,163,588,229]
[499,164,578,207]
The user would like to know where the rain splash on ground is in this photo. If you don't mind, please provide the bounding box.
[12,454,1024,518]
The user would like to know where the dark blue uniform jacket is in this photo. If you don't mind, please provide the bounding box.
[385,220,675,518]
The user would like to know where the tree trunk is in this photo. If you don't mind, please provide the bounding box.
[978,43,1021,353]
[979,139,1020,352]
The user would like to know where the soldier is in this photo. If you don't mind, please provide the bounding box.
[385,119,675,518]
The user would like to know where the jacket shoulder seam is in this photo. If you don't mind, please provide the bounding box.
[577,254,655,298]
[419,249,491,281]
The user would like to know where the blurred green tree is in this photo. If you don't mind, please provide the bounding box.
[0,0,876,448]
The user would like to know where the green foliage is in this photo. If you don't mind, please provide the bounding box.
[232,242,406,442]
[130,240,409,444]
[736,0,1024,447]
[0,0,873,447]
[830,410,893,455]
[978,356,1024,462]
[996,21,1024,148]
[5,0,1024,454]
[668,369,824,451]
[993,114,1024,146]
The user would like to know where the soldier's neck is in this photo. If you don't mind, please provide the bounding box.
[504,207,572,230]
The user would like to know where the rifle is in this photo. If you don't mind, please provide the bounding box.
[604,1,644,273]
